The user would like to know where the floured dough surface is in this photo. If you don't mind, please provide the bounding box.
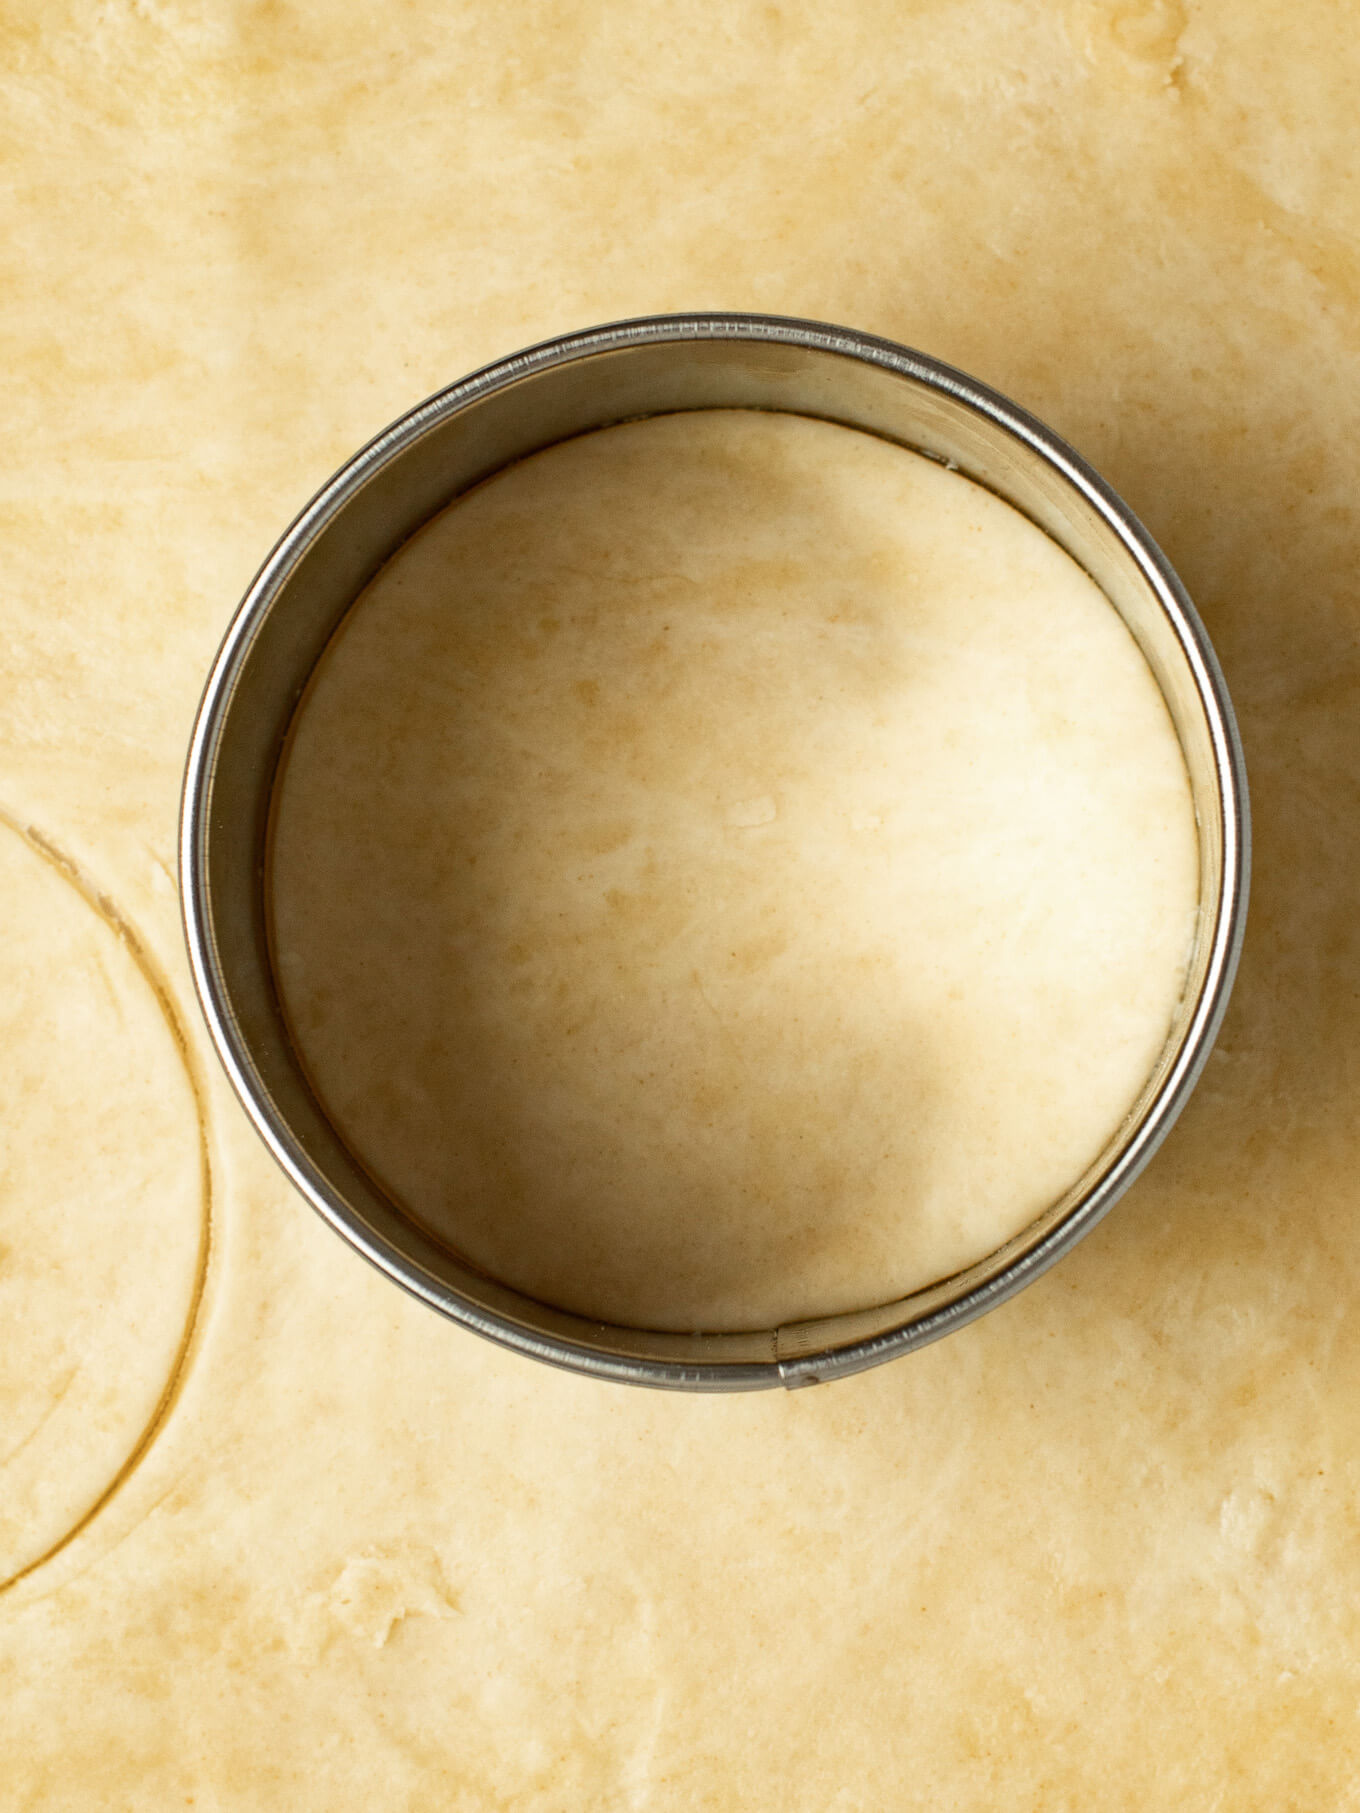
[7,1,1360,1806]
[0,822,203,1586]
[269,410,1197,1329]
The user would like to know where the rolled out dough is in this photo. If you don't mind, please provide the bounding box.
[269,409,1198,1330]
[0,821,204,1588]
[6,1,1360,1805]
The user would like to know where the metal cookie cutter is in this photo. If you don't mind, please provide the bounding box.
[181,313,1249,1390]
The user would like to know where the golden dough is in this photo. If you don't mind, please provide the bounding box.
[3,1,1359,1806]
[0,822,204,1587]
[270,409,1197,1329]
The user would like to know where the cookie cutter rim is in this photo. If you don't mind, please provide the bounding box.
[180,313,1249,1390]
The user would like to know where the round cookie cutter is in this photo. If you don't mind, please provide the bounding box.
[181,313,1249,1390]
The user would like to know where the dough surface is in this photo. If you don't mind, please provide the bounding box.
[270,409,1197,1329]
[4,1,1360,1806]
[0,820,204,1587]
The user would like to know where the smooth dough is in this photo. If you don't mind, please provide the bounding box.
[270,409,1197,1329]
[5,1,1360,1807]
[0,822,203,1586]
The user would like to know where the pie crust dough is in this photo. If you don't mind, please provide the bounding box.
[0,819,205,1587]
[270,409,1197,1330]
[3,2,1357,1805]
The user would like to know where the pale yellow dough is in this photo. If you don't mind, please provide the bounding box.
[0,821,204,1587]
[270,409,1197,1329]
[5,1,1360,1807]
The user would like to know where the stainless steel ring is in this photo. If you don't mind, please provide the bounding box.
[180,313,1250,1390]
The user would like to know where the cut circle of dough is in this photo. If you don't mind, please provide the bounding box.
[0,821,206,1587]
[270,410,1197,1334]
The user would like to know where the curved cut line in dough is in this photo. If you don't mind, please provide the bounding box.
[0,810,214,1597]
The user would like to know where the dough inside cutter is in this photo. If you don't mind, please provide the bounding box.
[267,408,1198,1332]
